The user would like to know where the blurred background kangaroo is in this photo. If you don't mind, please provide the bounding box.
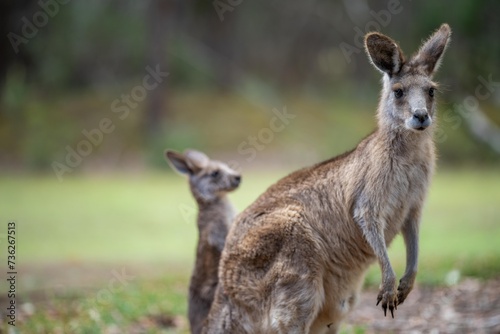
[165,149,241,334]
[204,24,451,334]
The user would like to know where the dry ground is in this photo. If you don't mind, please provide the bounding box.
[344,278,500,333]
[5,265,500,333]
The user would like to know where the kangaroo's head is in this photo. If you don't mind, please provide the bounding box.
[365,24,451,133]
[165,149,241,203]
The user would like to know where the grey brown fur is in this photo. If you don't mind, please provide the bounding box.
[165,149,241,334]
[204,24,451,333]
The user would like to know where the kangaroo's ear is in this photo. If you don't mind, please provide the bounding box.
[365,32,405,76]
[165,150,193,175]
[184,149,209,172]
[413,24,451,76]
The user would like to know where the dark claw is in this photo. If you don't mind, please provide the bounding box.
[383,305,387,317]
[390,306,394,318]
[376,296,382,306]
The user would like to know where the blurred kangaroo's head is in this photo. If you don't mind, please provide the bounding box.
[165,149,241,203]
[365,24,451,133]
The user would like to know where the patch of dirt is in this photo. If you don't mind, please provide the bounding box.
[127,314,186,334]
[344,278,500,333]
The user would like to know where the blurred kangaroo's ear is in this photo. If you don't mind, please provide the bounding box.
[184,149,209,172]
[165,150,193,175]
[365,32,405,76]
[412,23,451,76]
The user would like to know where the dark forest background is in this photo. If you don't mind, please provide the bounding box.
[1,0,499,174]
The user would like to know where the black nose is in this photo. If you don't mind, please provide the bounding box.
[413,113,429,123]
[233,175,241,185]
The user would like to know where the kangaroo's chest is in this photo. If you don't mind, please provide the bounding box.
[378,160,431,241]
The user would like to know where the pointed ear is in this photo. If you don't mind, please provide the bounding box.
[413,23,451,76]
[165,150,193,175]
[184,149,209,172]
[365,32,405,76]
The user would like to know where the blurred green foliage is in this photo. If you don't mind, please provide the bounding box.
[1,0,499,171]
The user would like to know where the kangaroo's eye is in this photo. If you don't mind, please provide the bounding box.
[394,89,403,99]
[429,87,435,97]
[210,170,220,178]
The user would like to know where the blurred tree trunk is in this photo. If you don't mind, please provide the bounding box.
[0,0,35,90]
[464,106,500,154]
[209,10,237,91]
[145,0,176,139]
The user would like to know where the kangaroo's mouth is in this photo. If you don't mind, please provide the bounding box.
[406,117,432,132]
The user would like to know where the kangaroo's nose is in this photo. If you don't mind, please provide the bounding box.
[233,175,241,185]
[413,110,429,123]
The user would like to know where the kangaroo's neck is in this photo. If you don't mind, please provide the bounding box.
[196,196,234,229]
[374,119,436,163]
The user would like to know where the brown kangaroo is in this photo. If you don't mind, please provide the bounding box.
[165,149,241,334]
[204,24,451,333]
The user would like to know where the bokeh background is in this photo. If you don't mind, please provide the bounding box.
[1,0,499,332]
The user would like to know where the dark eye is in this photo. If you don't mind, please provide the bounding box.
[429,87,435,97]
[394,89,403,98]
[210,170,220,178]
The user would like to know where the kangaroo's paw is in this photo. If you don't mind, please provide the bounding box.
[376,285,397,318]
[396,276,415,306]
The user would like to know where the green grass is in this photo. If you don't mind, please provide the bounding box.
[1,168,500,332]
[15,274,191,333]
[3,168,499,280]
[1,171,283,264]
